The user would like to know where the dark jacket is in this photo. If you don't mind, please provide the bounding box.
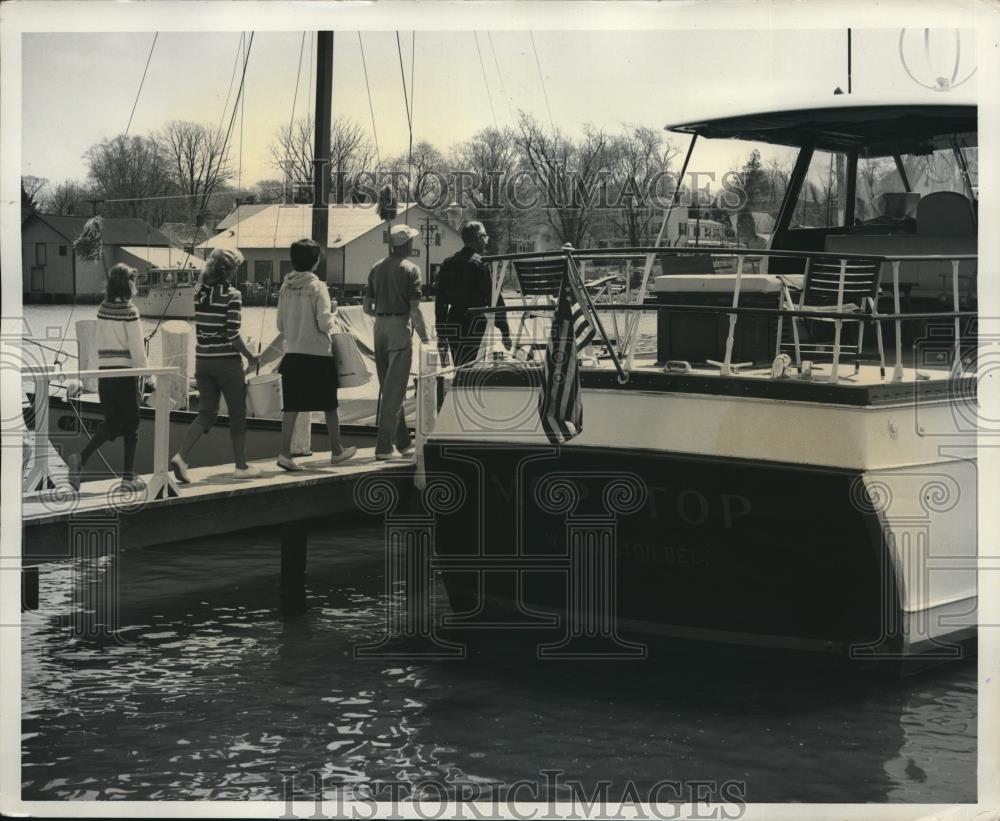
[434,246,510,341]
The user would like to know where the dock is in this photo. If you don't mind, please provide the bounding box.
[20,448,415,615]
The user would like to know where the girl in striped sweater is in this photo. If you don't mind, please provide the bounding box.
[170,248,260,482]
[66,264,147,490]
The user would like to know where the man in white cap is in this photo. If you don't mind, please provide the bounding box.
[363,223,431,460]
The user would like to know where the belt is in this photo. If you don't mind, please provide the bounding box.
[376,312,407,317]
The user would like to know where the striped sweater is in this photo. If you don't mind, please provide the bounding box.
[95,299,148,368]
[194,282,243,358]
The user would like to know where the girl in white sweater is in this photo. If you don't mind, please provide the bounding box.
[67,264,147,490]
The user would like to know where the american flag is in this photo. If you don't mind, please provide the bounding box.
[538,268,597,444]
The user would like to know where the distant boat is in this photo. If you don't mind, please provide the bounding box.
[134,268,196,319]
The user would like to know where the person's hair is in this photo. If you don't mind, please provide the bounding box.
[290,238,322,271]
[201,248,243,287]
[105,263,135,301]
[461,221,486,246]
[389,239,412,258]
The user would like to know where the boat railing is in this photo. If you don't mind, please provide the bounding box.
[475,247,976,385]
[22,365,181,499]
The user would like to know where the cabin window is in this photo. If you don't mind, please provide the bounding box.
[30,267,44,291]
[790,149,848,229]
[58,245,67,256]
[35,243,46,265]
[254,260,274,283]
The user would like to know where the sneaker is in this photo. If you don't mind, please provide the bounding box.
[233,464,262,479]
[277,454,304,472]
[120,476,147,494]
[397,444,416,458]
[65,453,81,490]
[374,451,397,461]
[330,446,357,465]
[170,454,191,484]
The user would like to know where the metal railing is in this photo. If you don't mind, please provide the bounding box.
[475,247,977,385]
[22,365,181,499]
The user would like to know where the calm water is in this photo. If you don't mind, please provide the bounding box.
[21,516,977,804]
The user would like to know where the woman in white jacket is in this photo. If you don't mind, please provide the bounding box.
[274,238,356,470]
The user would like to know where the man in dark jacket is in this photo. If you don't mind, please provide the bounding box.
[434,221,511,366]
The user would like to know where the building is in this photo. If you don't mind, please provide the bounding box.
[198,203,464,295]
[21,214,173,302]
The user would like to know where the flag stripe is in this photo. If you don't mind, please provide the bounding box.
[538,268,599,445]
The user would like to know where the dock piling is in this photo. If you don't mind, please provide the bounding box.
[280,522,309,616]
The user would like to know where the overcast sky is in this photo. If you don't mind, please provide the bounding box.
[21,27,976,187]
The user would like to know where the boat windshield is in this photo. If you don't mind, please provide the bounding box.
[678,137,798,248]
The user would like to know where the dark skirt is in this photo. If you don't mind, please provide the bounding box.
[97,368,141,441]
[279,353,338,411]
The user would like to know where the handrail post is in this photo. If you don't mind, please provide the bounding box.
[414,343,439,491]
[829,258,847,384]
[23,371,57,492]
[145,373,180,500]
[951,258,962,377]
[719,254,745,376]
[892,261,904,383]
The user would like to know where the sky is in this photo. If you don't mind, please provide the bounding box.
[21,27,977,188]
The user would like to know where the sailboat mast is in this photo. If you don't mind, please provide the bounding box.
[312,31,334,281]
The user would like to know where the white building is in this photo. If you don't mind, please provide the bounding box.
[198,203,464,295]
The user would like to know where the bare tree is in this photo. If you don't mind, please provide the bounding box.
[156,120,232,227]
[43,180,94,216]
[449,126,522,252]
[85,134,173,223]
[603,126,680,247]
[270,116,377,203]
[22,176,48,214]
[384,140,448,206]
[514,114,609,248]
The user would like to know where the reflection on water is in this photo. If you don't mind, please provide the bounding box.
[22,518,976,803]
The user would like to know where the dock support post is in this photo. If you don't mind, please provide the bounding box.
[280,522,309,616]
[21,567,40,611]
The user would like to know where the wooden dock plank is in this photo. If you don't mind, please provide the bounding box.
[20,448,414,564]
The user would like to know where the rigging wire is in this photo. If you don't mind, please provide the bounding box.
[487,32,516,125]
[396,31,414,219]
[473,33,498,128]
[357,32,382,168]
[124,33,158,139]
[258,31,309,361]
[217,33,246,133]
[529,31,557,134]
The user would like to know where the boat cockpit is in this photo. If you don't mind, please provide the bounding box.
[667,101,978,307]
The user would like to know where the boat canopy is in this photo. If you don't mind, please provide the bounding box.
[666,103,976,154]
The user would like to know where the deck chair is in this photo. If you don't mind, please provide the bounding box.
[776,255,885,382]
[510,256,570,354]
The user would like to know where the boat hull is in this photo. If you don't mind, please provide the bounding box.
[423,369,978,661]
[425,442,976,661]
[134,287,195,319]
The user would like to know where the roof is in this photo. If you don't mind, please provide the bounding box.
[666,101,977,153]
[199,203,446,251]
[30,214,172,247]
[119,246,204,269]
[214,203,272,231]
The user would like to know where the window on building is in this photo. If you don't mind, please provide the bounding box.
[382,230,389,244]
[58,245,67,256]
[35,243,46,265]
[254,260,274,283]
[30,267,44,291]
[410,248,420,258]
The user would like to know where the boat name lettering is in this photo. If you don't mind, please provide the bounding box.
[646,488,752,529]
